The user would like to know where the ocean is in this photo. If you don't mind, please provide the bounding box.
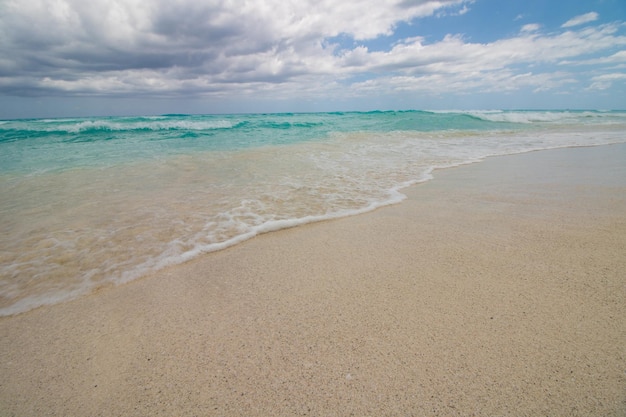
[1,110,625,316]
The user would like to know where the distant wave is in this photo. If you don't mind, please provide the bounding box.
[2,110,625,142]
[435,110,626,125]
[62,119,234,134]
[0,117,333,136]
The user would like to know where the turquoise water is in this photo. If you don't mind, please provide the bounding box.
[1,110,625,315]
[0,111,515,174]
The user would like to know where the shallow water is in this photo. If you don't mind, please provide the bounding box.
[1,110,625,315]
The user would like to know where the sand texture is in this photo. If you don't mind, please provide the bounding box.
[1,144,625,416]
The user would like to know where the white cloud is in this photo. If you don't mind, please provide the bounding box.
[587,72,626,90]
[0,1,624,104]
[0,0,472,95]
[456,5,471,16]
[337,21,626,100]
[521,24,541,33]
[437,1,473,17]
[562,12,599,28]
[559,50,626,66]
[341,23,626,77]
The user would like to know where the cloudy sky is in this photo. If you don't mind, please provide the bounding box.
[1,0,625,118]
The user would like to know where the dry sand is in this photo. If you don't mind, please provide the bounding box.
[1,144,625,416]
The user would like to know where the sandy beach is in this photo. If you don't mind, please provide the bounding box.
[1,144,625,416]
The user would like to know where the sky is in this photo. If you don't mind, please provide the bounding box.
[1,0,625,118]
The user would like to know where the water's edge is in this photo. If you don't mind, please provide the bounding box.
[3,141,625,317]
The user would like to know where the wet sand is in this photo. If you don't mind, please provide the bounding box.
[1,144,625,416]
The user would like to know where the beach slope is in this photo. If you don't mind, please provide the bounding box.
[1,144,625,416]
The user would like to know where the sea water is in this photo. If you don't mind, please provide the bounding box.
[1,110,625,315]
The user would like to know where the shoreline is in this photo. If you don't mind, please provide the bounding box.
[3,141,623,319]
[1,143,625,416]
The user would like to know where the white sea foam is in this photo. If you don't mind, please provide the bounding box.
[463,110,626,125]
[66,119,235,132]
[1,118,235,134]
[429,109,626,125]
